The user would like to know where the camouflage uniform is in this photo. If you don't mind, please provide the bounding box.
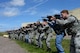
[36,24,43,47]
[44,24,53,50]
[56,15,79,53]
[11,31,15,39]
[35,27,40,46]
[39,25,45,48]
[14,31,18,40]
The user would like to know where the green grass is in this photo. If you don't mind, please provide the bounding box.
[15,39,70,53]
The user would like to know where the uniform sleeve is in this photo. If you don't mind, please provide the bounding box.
[48,21,56,28]
[41,25,48,30]
[56,16,75,25]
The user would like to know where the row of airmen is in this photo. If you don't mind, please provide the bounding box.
[7,10,80,53]
[7,21,54,52]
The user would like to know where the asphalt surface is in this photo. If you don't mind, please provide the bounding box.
[0,36,27,53]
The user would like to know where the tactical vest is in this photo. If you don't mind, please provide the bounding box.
[65,15,79,35]
[48,21,65,35]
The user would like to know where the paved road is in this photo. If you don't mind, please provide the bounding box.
[0,36,27,53]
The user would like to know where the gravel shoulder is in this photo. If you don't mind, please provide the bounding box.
[0,36,27,53]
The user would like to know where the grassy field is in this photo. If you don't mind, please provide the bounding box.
[15,39,70,53]
[0,32,8,36]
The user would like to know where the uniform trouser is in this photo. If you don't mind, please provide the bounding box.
[39,33,45,48]
[55,32,64,53]
[35,33,40,46]
[15,34,18,40]
[31,32,35,43]
[29,32,34,44]
[19,34,23,40]
[70,35,75,53]
[13,34,16,39]
[11,34,15,39]
[23,35,26,41]
[28,33,31,44]
[46,33,53,48]
[9,34,12,39]
[9,34,11,39]
[74,32,80,53]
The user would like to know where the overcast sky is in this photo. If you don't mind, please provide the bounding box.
[0,0,80,32]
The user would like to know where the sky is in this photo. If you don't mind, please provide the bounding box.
[0,0,80,32]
